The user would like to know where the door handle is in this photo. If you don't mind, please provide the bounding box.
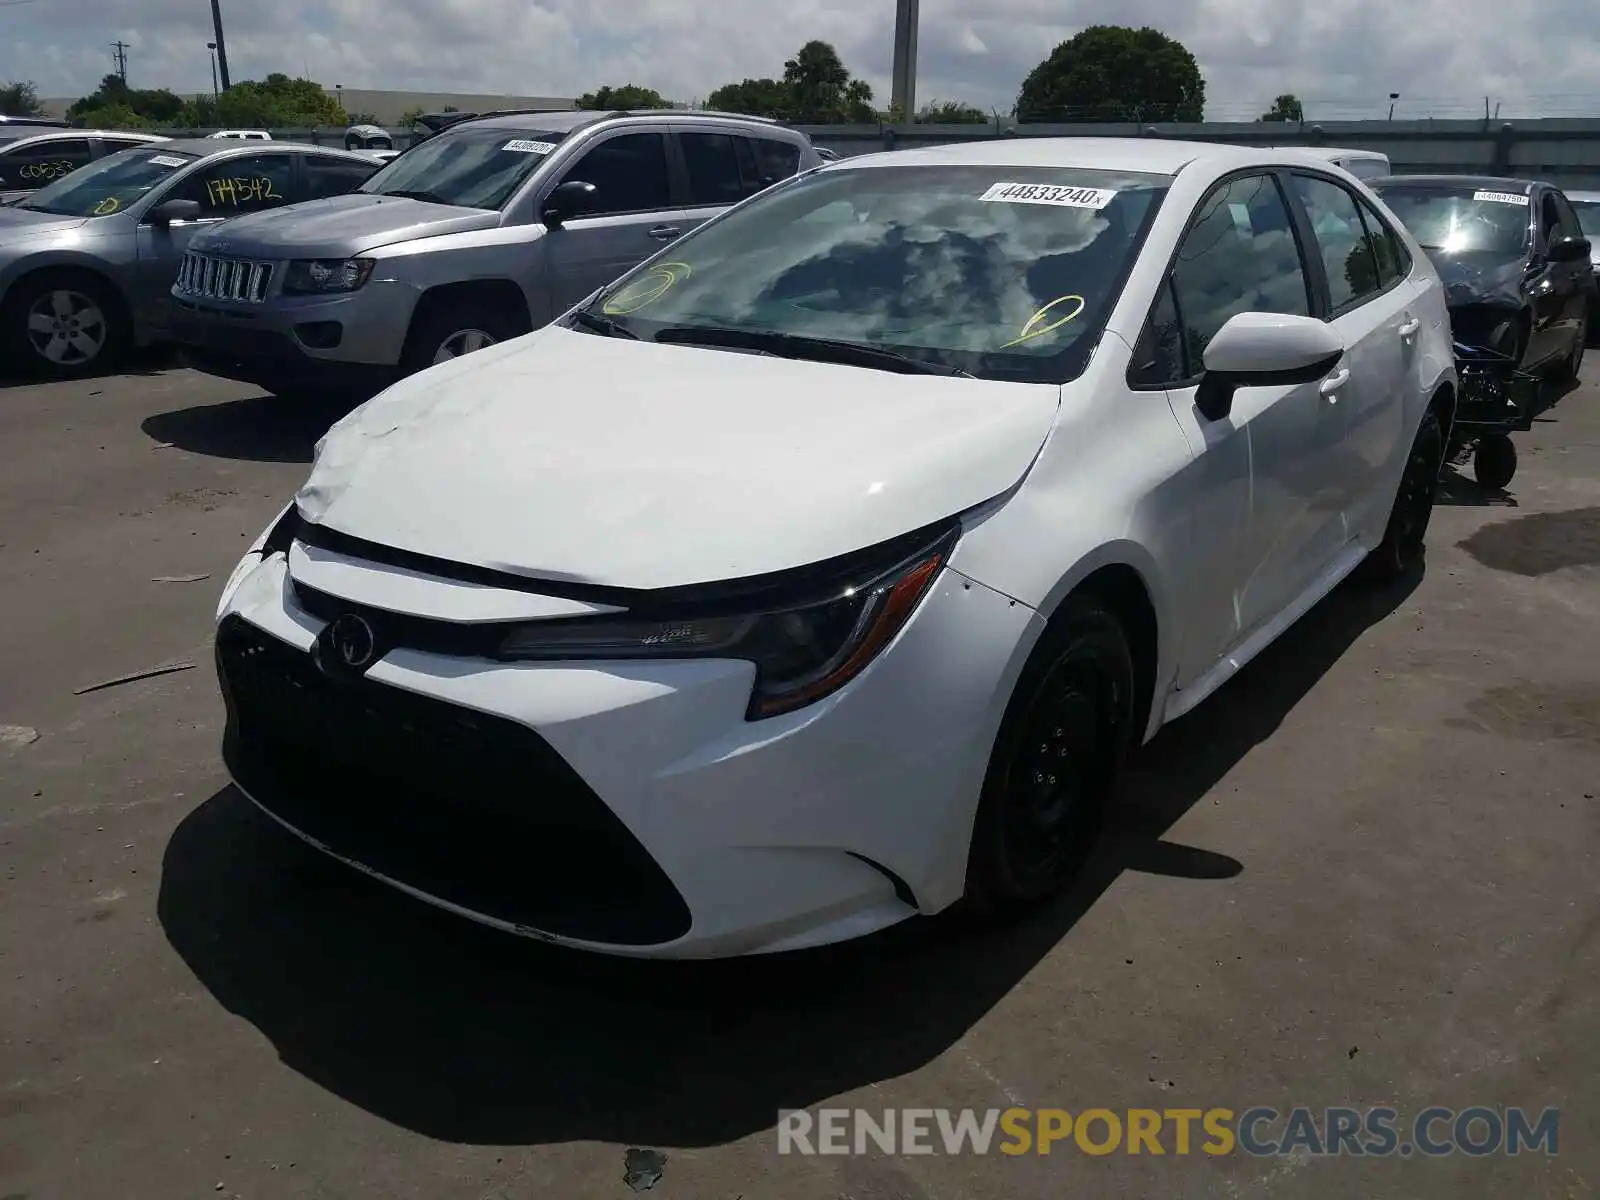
[1319,367,1350,398]
[1398,317,1421,337]
[647,225,679,241]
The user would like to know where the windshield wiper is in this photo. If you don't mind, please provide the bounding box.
[567,310,640,339]
[651,325,972,377]
[377,188,455,205]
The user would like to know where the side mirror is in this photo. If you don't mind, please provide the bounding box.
[147,197,202,226]
[1548,234,1591,264]
[1194,312,1346,422]
[541,180,597,228]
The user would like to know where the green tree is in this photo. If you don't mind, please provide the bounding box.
[1259,93,1304,122]
[705,77,794,119]
[68,74,184,124]
[0,79,44,117]
[782,40,874,122]
[578,84,672,110]
[399,106,425,127]
[1016,26,1205,123]
[916,99,989,124]
[345,110,382,125]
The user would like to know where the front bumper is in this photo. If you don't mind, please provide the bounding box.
[170,280,418,394]
[215,549,1041,958]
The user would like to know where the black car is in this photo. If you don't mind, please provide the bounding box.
[1370,174,1591,378]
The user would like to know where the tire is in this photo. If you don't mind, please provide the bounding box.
[399,298,525,376]
[964,595,1136,914]
[1473,433,1518,491]
[2,269,127,380]
[1367,407,1445,581]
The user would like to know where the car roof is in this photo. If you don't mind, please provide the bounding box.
[1564,189,1600,202]
[9,129,167,144]
[830,137,1387,179]
[1272,145,1388,160]
[147,138,370,159]
[462,108,785,134]
[1372,173,1542,191]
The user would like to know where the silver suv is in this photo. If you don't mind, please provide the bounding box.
[170,109,820,396]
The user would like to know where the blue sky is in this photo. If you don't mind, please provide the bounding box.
[3,0,1598,120]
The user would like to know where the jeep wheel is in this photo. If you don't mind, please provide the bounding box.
[400,301,525,376]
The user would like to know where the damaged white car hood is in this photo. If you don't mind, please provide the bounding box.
[297,326,1061,590]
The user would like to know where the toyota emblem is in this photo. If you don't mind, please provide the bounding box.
[329,613,377,669]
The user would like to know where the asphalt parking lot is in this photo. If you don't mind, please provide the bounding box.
[2,359,1597,1199]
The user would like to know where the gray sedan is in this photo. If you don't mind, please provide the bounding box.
[0,139,380,379]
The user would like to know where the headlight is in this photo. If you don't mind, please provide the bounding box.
[216,503,300,618]
[497,525,957,719]
[281,257,375,295]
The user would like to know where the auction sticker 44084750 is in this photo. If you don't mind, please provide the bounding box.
[1473,190,1530,206]
[980,182,1118,209]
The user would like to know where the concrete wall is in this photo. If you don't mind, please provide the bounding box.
[798,118,1600,189]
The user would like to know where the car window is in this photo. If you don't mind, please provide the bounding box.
[15,146,198,217]
[1168,173,1311,371]
[1291,174,1384,310]
[751,137,802,185]
[304,154,381,200]
[1353,194,1406,287]
[732,137,762,197]
[0,137,93,190]
[1129,276,1186,385]
[168,154,295,217]
[1571,198,1600,237]
[680,132,745,208]
[559,132,671,216]
[581,163,1170,385]
[360,125,569,209]
[98,137,155,156]
[1371,183,1531,257]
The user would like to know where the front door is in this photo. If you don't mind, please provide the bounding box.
[134,152,297,335]
[1159,172,1351,670]
[541,131,686,312]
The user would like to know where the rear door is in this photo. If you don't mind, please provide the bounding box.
[540,130,685,311]
[1287,172,1415,541]
[673,128,755,236]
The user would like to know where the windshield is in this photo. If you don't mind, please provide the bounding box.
[1371,183,1531,256]
[18,147,197,217]
[575,164,1169,384]
[360,125,568,209]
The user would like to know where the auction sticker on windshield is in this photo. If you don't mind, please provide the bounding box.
[980,182,1118,209]
[148,154,190,168]
[1473,190,1529,206]
[503,140,557,155]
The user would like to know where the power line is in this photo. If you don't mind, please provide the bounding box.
[111,40,129,84]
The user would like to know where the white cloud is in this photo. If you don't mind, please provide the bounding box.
[2,0,1598,120]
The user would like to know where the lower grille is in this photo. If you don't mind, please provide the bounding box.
[215,616,692,946]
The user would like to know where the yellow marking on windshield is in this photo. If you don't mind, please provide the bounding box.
[92,196,121,215]
[601,261,692,315]
[1000,294,1085,349]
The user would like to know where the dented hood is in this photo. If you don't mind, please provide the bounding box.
[1425,250,1529,310]
[297,327,1061,590]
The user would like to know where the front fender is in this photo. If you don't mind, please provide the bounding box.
[0,248,128,308]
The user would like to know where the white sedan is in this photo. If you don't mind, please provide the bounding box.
[215,137,1456,958]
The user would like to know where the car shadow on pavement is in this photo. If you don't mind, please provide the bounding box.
[141,393,359,464]
[1436,465,1520,508]
[157,570,1419,1149]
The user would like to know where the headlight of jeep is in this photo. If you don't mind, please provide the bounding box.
[282,257,375,295]
[497,524,957,720]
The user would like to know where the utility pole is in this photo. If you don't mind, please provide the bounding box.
[209,0,231,91]
[890,0,919,123]
[111,40,129,84]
